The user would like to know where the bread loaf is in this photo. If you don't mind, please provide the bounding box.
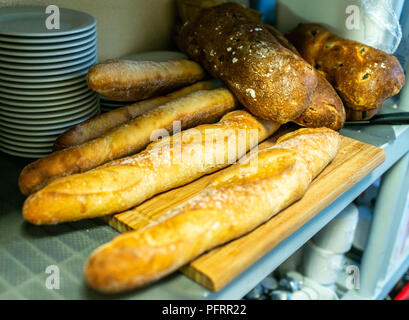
[87,59,206,102]
[294,74,345,130]
[19,88,237,196]
[263,24,345,130]
[286,23,405,120]
[178,3,318,123]
[84,127,340,293]
[53,80,221,150]
[22,110,280,225]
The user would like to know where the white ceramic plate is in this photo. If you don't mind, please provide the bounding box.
[0,53,95,70]
[0,64,92,83]
[0,90,96,107]
[0,45,96,64]
[0,38,96,57]
[0,81,87,96]
[0,103,99,125]
[0,56,96,76]
[0,100,98,119]
[0,137,53,148]
[0,145,49,158]
[0,131,59,142]
[0,94,98,112]
[0,85,91,101]
[0,7,96,37]
[0,107,99,131]
[0,32,96,51]
[0,74,86,89]
[0,140,52,153]
[0,27,96,44]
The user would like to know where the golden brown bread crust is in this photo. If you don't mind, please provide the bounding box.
[263,25,345,130]
[84,127,340,293]
[286,23,405,119]
[86,59,206,101]
[53,80,222,150]
[19,88,237,196]
[178,3,318,123]
[22,110,280,225]
[294,74,345,130]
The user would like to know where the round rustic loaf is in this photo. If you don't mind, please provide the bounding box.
[286,23,405,120]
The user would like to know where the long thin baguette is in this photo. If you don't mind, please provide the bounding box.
[54,80,222,150]
[86,59,206,101]
[84,127,340,293]
[22,110,280,225]
[18,88,238,196]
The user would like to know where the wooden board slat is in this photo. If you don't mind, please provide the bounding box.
[103,134,385,291]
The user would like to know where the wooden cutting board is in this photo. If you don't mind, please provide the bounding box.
[103,133,385,291]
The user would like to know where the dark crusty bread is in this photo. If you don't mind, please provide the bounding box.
[178,3,318,123]
[294,74,345,130]
[286,23,405,120]
[264,25,345,130]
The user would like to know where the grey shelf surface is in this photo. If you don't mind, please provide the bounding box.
[1,119,409,300]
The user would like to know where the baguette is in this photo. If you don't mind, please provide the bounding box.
[286,23,405,120]
[22,110,280,225]
[178,3,318,123]
[86,59,206,102]
[53,79,221,150]
[19,88,237,196]
[84,127,340,293]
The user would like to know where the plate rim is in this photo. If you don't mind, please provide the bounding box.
[0,7,96,37]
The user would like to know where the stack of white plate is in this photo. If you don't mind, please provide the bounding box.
[0,7,99,158]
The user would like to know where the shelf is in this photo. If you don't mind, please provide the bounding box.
[0,121,408,300]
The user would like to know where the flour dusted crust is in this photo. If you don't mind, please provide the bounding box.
[22,110,280,225]
[178,3,318,123]
[286,23,405,120]
[19,87,237,196]
[86,59,206,101]
[84,127,340,293]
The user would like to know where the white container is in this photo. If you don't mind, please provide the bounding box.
[302,241,345,285]
[352,205,373,251]
[312,203,359,254]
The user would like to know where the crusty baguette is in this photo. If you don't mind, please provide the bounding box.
[84,127,340,293]
[53,79,222,150]
[22,110,280,225]
[286,23,405,120]
[177,3,318,123]
[86,59,206,102]
[19,88,237,196]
